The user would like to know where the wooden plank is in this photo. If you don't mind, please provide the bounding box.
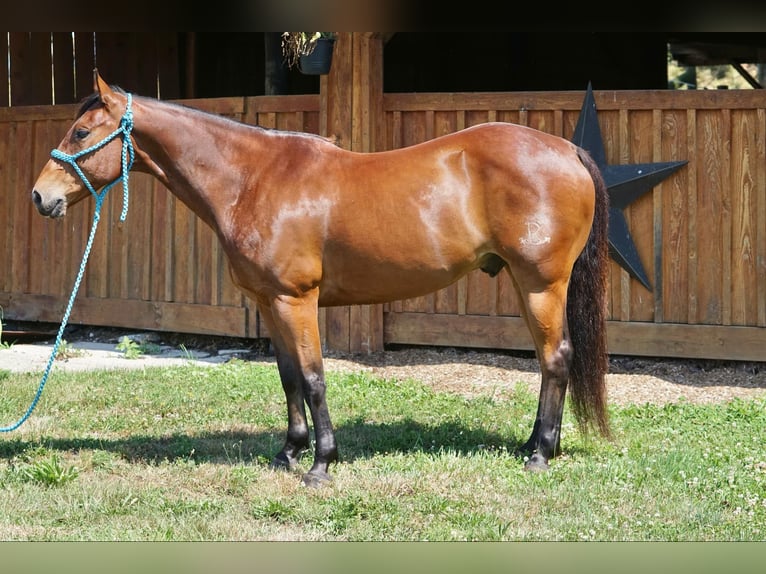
[175,97,246,116]
[194,218,215,305]
[660,109,689,324]
[65,170,90,303]
[628,109,656,321]
[219,244,244,308]
[384,312,766,362]
[383,90,766,113]
[30,119,59,296]
[27,124,48,294]
[465,110,490,128]
[245,94,320,114]
[351,33,366,152]
[125,174,153,301]
[605,321,766,362]
[0,104,78,122]
[107,194,129,300]
[730,109,758,326]
[758,108,766,327]
[652,108,664,323]
[325,306,351,352]
[526,110,554,134]
[598,109,622,321]
[10,121,32,293]
[150,179,174,302]
[465,269,492,316]
[85,196,108,299]
[173,201,196,303]
[257,112,277,129]
[686,108,698,324]
[303,110,320,135]
[0,120,13,292]
[495,270,521,317]
[695,110,724,325]
[349,305,365,353]
[1,293,248,338]
[41,120,67,298]
[720,108,732,326]
[384,311,535,351]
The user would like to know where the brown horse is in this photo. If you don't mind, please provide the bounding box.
[32,71,610,486]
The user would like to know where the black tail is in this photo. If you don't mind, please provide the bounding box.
[568,148,610,438]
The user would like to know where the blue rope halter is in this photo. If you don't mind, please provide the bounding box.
[0,93,135,432]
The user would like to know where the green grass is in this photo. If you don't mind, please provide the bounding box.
[0,359,764,541]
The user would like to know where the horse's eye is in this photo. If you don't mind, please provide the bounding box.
[74,128,90,141]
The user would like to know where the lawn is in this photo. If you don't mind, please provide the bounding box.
[0,360,764,541]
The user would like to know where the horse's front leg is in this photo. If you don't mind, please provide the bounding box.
[269,341,311,471]
[259,292,337,487]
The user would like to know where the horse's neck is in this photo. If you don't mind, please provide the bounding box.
[132,97,255,231]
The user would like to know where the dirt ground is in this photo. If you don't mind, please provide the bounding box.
[2,322,765,406]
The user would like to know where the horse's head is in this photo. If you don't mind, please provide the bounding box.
[32,71,130,218]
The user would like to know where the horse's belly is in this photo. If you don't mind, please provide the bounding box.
[317,262,469,307]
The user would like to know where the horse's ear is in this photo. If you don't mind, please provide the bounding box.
[94,68,119,111]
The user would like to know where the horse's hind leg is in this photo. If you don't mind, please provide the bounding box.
[257,292,337,487]
[513,275,572,471]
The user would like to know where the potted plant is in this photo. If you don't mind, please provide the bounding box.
[281,32,336,75]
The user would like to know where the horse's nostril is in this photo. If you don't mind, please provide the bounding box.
[32,190,42,207]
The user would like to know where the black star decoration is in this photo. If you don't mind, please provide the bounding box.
[571,83,687,292]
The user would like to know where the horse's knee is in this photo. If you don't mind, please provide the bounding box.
[301,371,327,405]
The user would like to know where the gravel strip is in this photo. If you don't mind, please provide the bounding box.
[3,324,764,406]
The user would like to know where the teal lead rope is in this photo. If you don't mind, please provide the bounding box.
[1,93,134,432]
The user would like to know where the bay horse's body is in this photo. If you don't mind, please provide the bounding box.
[32,72,610,486]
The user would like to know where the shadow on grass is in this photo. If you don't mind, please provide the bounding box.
[0,417,570,467]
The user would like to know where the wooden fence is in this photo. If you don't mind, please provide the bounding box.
[2,89,765,361]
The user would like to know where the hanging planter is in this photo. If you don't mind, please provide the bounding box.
[299,37,335,75]
[282,33,336,75]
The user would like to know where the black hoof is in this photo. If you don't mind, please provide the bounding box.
[301,470,332,488]
[523,453,550,472]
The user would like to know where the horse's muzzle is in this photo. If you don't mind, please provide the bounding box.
[32,190,65,218]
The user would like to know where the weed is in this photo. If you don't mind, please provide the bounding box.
[252,499,297,522]
[179,343,195,360]
[15,453,79,487]
[116,335,163,359]
[117,336,140,359]
[55,339,83,360]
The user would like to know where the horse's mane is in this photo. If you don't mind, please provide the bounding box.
[76,85,338,146]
